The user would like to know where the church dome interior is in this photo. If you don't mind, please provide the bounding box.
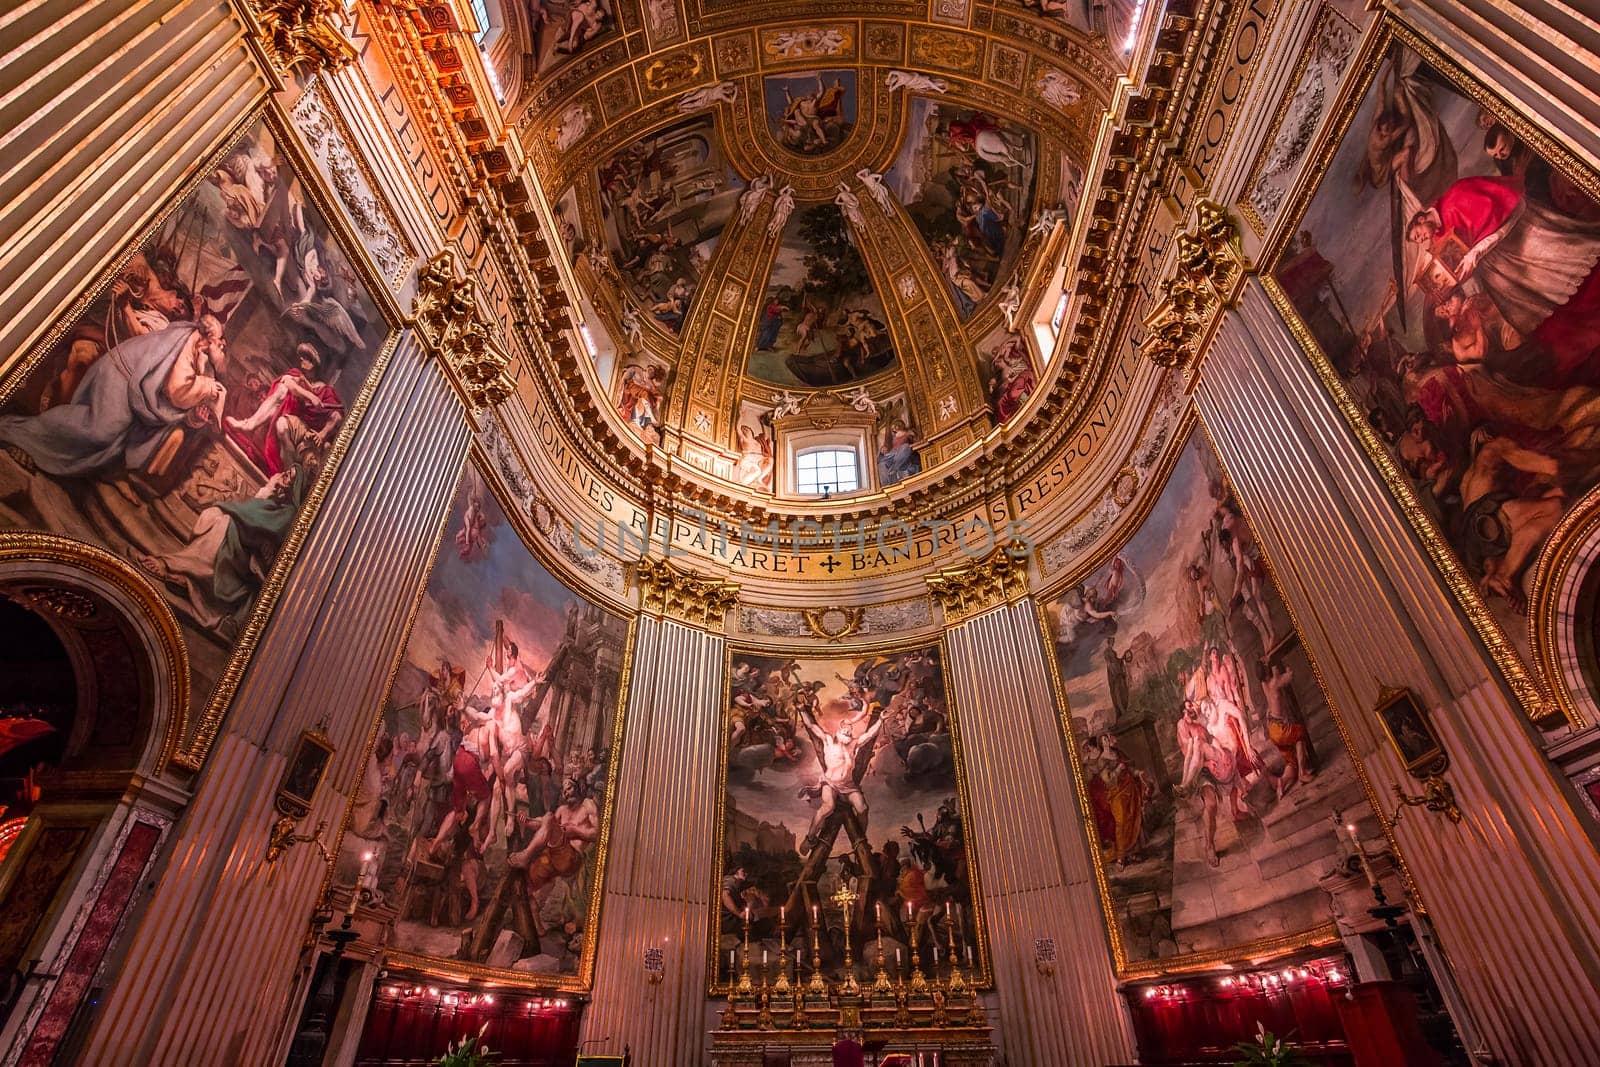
[2,1,1600,1065]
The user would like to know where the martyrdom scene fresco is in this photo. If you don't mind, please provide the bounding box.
[715,647,982,989]
[336,471,627,980]
[597,115,744,335]
[763,70,858,156]
[1045,429,1358,965]
[1008,0,1095,33]
[1275,42,1600,662]
[0,117,385,716]
[886,98,1039,320]
[748,205,898,388]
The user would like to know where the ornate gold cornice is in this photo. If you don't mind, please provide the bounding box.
[1140,200,1249,370]
[925,542,1032,625]
[627,556,741,630]
[244,0,357,78]
[411,250,516,412]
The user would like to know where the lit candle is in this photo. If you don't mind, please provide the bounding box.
[896,948,903,967]
[813,905,819,923]
[796,948,802,966]
[780,905,786,925]
[933,946,940,965]
[763,949,768,966]
[729,950,735,973]
[966,946,973,966]
[744,905,750,923]
[945,901,951,918]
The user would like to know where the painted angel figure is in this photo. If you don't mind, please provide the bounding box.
[835,182,866,231]
[619,304,644,347]
[856,168,895,213]
[553,103,591,152]
[773,390,806,418]
[843,385,878,416]
[1029,206,1063,240]
[887,70,948,94]
[999,277,1023,331]
[768,185,797,239]
[738,175,773,227]
[1037,70,1082,109]
[678,81,738,112]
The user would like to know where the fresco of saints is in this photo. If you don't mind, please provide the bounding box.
[1276,42,1600,653]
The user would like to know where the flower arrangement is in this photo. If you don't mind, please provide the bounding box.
[434,1022,498,1067]
[1232,1023,1309,1067]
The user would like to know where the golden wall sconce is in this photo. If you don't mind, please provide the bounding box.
[1374,686,1462,824]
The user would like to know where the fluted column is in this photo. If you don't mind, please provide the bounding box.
[0,0,265,373]
[76,332,473,1065]
[1192,279,1600,1064]
[579,613,726,1064]
[943,599,1135,1067]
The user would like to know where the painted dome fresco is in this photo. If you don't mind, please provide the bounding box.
[500,1,1138,504]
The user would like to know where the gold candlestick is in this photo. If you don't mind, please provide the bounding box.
[871,902,893,997]
[774,910,791,995]
[807,911,827,996]
[944,911,967,993]
[832,884,860,995]
[738,907,754,994]
[908,913,929,994]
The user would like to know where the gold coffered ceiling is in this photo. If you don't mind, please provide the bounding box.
[490,1,1139,499]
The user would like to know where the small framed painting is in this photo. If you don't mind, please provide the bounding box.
[1375,686,1447,779]
[276,729,335,817]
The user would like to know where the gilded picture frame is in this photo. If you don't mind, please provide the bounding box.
[1258,15,1600,729]
[1373,685,1448,780]
[276,728,337,818]
[0,100,407,772]
[706,634,993,995]
[320,452,636,994]
[1033,415,1426,978]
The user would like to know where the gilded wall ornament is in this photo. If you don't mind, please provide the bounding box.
[926,542,1032,624]
[801,606,866,642]
[627,556,741,629]
[1139,200,1249,370]
[412,250,516,412]
[245,0,357,79]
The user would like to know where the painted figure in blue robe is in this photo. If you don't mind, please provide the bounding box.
[0,317,227,478]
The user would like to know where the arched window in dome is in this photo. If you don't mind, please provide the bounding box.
[795,447,860,497]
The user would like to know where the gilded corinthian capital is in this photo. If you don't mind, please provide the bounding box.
[411,250,517,412]
[245,0,357,79]
[925,542,1032,625]
[1140,200,1249,370]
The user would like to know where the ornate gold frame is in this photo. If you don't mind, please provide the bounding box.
[707,634,993,994]
[1032,418,1424,979]
[319,451,638,993]
[1528,483,1600,728]
[0,101,408,770]
[1257,16,1600,727]
[0,531,190,773]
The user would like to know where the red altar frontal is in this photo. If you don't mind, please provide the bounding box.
[353,980,582,1066]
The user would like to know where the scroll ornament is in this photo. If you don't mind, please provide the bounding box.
[412,250,517,411]
[1141,200,1249,370]
[247,0,357,78]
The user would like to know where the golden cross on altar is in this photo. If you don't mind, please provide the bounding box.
[831,884,858,910]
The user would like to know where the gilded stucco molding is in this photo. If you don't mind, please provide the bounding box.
[1140,200,1250,372]
[627,556,741,630]
[411,250,517,414]
[244,0,357,79]
[925,542,1032,625]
